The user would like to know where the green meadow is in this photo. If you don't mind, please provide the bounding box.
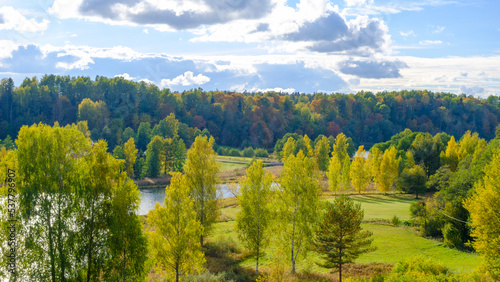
[210,194,481,275]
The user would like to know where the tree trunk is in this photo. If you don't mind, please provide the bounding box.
[339,265,342,282]
[47,212,56,282]
[87,201,95,282]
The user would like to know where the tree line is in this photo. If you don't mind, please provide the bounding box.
[1,75,500,151]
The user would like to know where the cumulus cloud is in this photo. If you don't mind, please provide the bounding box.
[115,73,135,80]
[160,71,210,88]
[284,12,348,42]
[0,6,50,32]
[305,16,389,55]
[339,59,408,78]
[52,0,274,30]
[459,85,484,96]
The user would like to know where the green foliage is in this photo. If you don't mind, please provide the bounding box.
[314,135,331,171]
[123,138,138,178]
[351,146,370,194]
[148,172,205,281]
[185,135,220,247]
[112,145,125,159]
[391,215,401,226]
[254,148,269,158]
[228,148,241,157]
[278,150,320,273]
[12,123,147,280]
[145,135,163,178]
[442,223,462,248]
[313,195,375,281]
[242,147,255,158]
[400,165,427,199]
[386,256,450,282]
[464,151,500,279]
[236,160,272,274]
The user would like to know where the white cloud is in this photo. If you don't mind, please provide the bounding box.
[419,40,443,45]
[400,30,416,37]
[143,29,149,34]
[160,71,210,88]
[0,6,50,32]
[253,87,296,93]
[115,73,135,80]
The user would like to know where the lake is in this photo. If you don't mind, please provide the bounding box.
[138,184,236,215]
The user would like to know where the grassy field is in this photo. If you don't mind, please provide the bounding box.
[217,155,252,172]
[210,193,481,276]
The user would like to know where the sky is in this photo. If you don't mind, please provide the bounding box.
[0,0,499,97]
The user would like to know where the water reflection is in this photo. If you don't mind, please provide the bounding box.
[138,184,236,215]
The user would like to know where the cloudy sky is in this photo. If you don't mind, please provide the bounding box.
[0,0,499,96]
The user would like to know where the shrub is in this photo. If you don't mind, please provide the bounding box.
[217,147,228,156]
[391,215,401,226]
[242,147,255,158]
[228,148,241,157]
[442,222,462,248]
[255,148,269,158]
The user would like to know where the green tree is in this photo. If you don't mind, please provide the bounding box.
[124,138,138,178]
[148,172,205,282]
[281,137,296,162]
[313,195,375,282]
[278,150,320,273]
[105,175,147,280]
[185,135,220,247]
[378,146,399,194]
[440,135,459,171]
[464,152,500,279]
[368,147,382,187]
[236,160,273,275]
[16,123,90,281]
[400,165,427,199]
[136,122,151,151]
[314,135,331,172]
[350,146,369,194]
[333,133,351,190]
[77,98,108,130]
[113,145,125,159]
[145,136,164,178]
[327,153,342,194]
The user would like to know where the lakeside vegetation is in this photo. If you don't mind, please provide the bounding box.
[1,77,500,281]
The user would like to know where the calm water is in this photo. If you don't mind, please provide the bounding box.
[138,184,236,215]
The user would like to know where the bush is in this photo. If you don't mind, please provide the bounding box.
[442,222,462,248]
[242,147,255,158]
[217,147,228,156]
[391,215,401,226]
[255,148,269,158]
[228,148,241,157]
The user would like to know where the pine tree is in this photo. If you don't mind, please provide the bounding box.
[313,195,375,282]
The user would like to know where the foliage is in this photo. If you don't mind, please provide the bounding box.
[123,137,138,178]
[236,160,273,274]
[442,223,462,249]
[391,215,401,226]
[400,165,427,199]
[185,135,220,247]
[148,172,205,281]
[350,146,370,194]
[242,147,255,158]
[278,150,320,273]
[314,135,331,171]
[464,151,500,280]
[327,152,342,194]
[385,256,450,282]
[254,148,269,158]
[145,135,163,178]
[378,147,399,194]
[313,195,375,282]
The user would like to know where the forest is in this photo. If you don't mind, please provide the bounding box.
[1,75,500,281]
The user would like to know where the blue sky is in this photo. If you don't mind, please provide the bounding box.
[0,0,499,96]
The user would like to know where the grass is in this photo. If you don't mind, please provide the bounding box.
[208,193,481,277]
[328,194,422,221]
[219,161,248,172]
